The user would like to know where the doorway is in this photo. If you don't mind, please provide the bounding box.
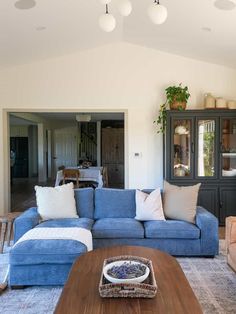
[10,137,29,178]
[9,114,40,212]
[6,110,127,213]
[102,120,124,188]
[53,126,78,174]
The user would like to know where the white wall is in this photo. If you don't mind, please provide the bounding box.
[1,42,236,214]
[10,125,28,137]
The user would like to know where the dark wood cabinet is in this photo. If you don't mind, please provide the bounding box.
[197,185,219,217]
[164,109,236,225]
[220,186,236,223]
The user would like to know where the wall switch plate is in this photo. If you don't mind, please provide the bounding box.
[134,152,142,158]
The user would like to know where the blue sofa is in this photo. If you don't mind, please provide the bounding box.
[9,188,219,286]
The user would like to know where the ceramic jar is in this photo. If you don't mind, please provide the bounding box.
[227,100,236,109]
[175,167,186,177]
[204,93,215,109]
[216,97,227,109]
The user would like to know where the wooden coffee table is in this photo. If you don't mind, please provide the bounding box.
[55,246,202,314]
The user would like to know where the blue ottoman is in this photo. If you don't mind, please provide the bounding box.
[9,217,94,286]
[9,239,87,286]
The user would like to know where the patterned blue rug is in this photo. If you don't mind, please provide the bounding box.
[0,241,235,314]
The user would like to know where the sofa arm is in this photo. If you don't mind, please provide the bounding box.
[196,206,219,256]
[14,207,40,242]
[226,216,236,253]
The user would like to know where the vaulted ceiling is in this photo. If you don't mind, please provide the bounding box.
[1,0,236,69]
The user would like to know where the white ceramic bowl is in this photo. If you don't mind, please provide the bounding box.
[222,169,236,177]
[103,260,150,284]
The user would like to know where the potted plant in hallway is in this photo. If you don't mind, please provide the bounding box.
[154,83,190,133]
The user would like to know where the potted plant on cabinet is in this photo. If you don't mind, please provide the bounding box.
[154,83,190,133]
[166,84,190,110]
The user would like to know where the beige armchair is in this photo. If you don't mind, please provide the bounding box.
[226,216,236,272]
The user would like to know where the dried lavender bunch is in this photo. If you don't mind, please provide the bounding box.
[107,262,146,279]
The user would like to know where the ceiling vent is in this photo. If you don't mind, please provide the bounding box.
[15,0,36,10]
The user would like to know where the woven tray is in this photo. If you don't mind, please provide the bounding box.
[99,255,157,298]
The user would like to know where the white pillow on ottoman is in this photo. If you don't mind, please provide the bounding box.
[135,188,166,221]
[35,183,78,221]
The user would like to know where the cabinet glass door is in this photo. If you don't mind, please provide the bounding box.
[221,118,236,178]
[197,119,215,177]
[172,119,192,178]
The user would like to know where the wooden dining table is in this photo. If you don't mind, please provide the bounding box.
[55,167,103,188]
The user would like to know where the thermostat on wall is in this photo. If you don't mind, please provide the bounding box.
[134,152,142,158]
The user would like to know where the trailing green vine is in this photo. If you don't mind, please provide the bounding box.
[154,103,167,134]
[154,83,190,134]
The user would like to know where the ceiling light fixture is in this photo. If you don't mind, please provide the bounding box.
[76,114,91,122]
[147,0,168,25]
[14,0,36,10]
[99,3,116,32]
[118,0,132,17]
[214,0,236,10]
[98,0,168,32]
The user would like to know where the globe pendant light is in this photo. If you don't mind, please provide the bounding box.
[147,0,168,25]
[118,0,132,17]
[99,0,111,4]
[99,4,116,32]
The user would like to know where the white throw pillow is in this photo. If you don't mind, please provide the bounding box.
[35,183,78,221]
[135,188,166,221]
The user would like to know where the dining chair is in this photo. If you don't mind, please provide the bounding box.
[102,166,109,187]
[62,169,80,188]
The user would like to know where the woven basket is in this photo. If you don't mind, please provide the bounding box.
[99,255,157,298]
[170,101,187,110]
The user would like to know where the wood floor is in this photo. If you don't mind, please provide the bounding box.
[11,178,54,212]
[2,178,227,240]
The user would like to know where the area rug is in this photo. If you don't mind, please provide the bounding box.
[0,241,235,314]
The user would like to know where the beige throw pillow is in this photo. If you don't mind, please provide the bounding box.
[163,181,201,224]
[35,183,78,221]
[135,188,166,221]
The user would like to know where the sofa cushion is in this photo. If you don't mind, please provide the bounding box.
[74,188,94,219]
[10,239,87,265]
[35,183,78,221]
[163,181,201,224]
[144,220,200,239]
[135,188,165,221]
[94,188,136,219]
[92,218,144,238]
[36,218,94,230]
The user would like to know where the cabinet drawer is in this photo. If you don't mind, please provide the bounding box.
[197,186,218,217]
